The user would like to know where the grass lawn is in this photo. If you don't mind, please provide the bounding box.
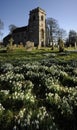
[0,47,77,62]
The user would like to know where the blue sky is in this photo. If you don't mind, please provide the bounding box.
[0,0,77,39]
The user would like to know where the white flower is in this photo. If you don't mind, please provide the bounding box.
[0,103,5,111]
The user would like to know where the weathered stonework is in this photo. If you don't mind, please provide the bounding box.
[28,7,46,47]
[3,7,46,47]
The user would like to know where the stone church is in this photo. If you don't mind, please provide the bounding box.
[3,7,49,47]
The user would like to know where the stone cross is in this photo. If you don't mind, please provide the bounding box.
[9,38,14,46]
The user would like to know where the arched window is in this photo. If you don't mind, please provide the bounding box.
[33,15,35,21]
[41,15,44,21]
[41,29,44,39]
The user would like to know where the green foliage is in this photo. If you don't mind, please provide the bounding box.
[0,50,77,129]
[0,110,13,130]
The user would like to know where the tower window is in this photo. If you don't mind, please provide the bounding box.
[41,15,44,21]
[33,15,36,21]
[41,29,44,39]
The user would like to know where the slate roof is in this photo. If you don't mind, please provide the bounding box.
[13,26,28,33]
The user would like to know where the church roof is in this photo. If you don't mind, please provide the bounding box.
[13,26,28,33]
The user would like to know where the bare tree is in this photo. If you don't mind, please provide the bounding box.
[46,17,59,49]
[9,24,17,34]
[68,30,77,47]
[57,28,67,41]
[0,19,4,41]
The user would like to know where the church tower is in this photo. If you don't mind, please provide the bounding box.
[28,7,46,47]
